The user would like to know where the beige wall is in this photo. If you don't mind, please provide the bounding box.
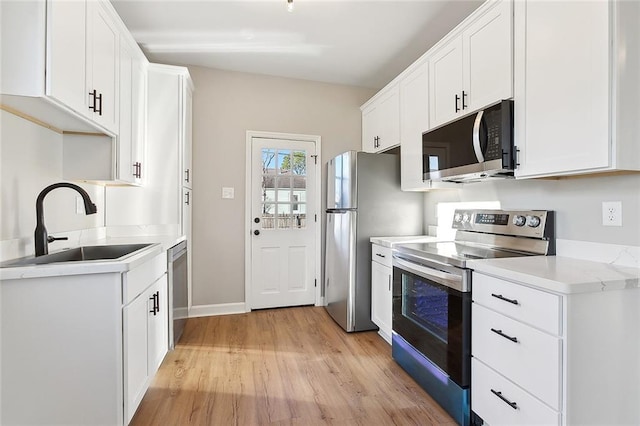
[189,66,375,306]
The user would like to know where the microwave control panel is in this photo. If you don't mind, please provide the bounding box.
[452,209,554,239]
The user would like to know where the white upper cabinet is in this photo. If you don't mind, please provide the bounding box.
[47,0,88,116]
[0,0,122,135]
[463,0,513,113]
[361,84,400,153]
[429,0,512,129]
[118,38,147,185]
[514,0,640,178]
[86,0,120,134]
[429,37,464,128]
[182,84,193,189]
[399,61,430,190]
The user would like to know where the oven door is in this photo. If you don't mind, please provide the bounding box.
[392,255,471,388]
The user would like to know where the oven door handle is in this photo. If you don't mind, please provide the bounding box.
[394,258,465,292]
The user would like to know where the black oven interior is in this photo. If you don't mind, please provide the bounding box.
[393,265,471,388]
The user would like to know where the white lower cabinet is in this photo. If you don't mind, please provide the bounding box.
[124,271,168,423]
[0,249,168,426]
[371,244,392,344]
[471,271,640,425]
[472,359,560,426]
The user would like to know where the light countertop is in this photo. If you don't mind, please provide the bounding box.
[469,256,640,294]
[370,235,440,248]
[0,234,184,281]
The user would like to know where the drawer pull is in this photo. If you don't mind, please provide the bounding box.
[491,293,519,305]
[491,389,518,410]
[490,328,519,343]
[375,253,386,258]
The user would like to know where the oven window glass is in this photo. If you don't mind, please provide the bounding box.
[402,276,449,343]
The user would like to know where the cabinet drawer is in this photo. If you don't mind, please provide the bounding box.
[371,244,392,268]
[472,304,561,410]
[473,272,561,335]
[472,359,560,426]
[123,252,167,304]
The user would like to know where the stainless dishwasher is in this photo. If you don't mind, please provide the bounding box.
[168,241,188,349]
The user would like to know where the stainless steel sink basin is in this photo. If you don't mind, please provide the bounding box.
[1,244,153,267]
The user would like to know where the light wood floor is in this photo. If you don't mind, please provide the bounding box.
[131,306,456,426]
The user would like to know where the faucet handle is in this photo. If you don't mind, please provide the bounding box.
[47,236,69,243]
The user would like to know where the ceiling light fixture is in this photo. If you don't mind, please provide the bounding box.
[287,0,294,13]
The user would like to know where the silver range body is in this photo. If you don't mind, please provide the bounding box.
[393,209,555,280]
[390,209,555,426]
[323,151,423,332]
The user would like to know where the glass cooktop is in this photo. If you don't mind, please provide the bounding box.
[393,241,535,269]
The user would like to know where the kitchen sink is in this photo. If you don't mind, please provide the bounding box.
[1,244,153,267]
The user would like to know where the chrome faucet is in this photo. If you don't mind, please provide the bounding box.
[35,182,98,256]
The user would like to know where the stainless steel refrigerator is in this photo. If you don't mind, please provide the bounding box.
[324,151,424,332]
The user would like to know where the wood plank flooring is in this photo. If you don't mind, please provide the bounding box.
[131,306,456,426]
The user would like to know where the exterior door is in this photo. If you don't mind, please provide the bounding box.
[250,137,318,309]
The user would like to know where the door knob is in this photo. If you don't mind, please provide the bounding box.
[254,230,260,236]
[254,217,260,223]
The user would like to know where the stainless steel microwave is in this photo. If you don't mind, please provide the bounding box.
[422,100,514,183]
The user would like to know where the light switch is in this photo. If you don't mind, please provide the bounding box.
[222,187,235,199]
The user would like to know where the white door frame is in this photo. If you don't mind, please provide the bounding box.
[244,130,322,311]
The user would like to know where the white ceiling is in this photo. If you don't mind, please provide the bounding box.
[111,0,484,89]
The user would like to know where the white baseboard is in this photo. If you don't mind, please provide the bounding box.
[189,302,246,318]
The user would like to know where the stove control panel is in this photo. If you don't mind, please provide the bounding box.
[452,209,554,239]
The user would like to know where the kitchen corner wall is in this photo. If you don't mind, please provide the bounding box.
[188,66,375,307]
[0,110,105,260]
[423,174,640,246]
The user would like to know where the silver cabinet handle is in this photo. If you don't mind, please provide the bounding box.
[472,110,485,163]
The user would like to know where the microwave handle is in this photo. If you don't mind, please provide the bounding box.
[472,110,485,163]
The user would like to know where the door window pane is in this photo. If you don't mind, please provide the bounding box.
[259,147,308,230]
[261,203,276,229]
[292,151,307,175]
[278,150,292,174]
[262,149,277,172]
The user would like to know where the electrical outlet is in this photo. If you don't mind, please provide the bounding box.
[602,201,622,226]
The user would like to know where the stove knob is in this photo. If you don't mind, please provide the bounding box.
[527,215,541,228]
[454,213,462,223]
[462,213,471,223]
[513,215,526,227]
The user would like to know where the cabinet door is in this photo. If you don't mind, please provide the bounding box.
[400,62,429,191]
[514,0,609,178]
[361,103,378,153]
[117,43,146,185]
[123,291,149,424]
[118,41,136,184]
[429,36,463,128]
[46,0,87,115]
[371,260,392,343]
[131,52,147,183]
[463,0,512,112]
[148,275,168,375]
[182,82,193,188]
[87,0,119,133]
[182,187,192,238]
[376,85,400,152]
